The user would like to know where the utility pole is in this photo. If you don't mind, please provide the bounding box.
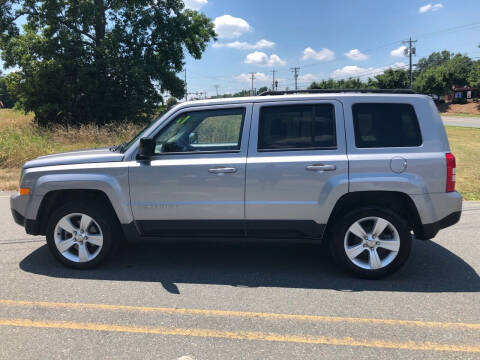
[402,37,417,88]
[291,67,300,90]
[184,69,187,101]
[249,72,256,96]
[214,85,219,97]
[270,69,277,91]
[274,80,278,91]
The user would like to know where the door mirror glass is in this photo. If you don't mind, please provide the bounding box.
[136,137,155,160]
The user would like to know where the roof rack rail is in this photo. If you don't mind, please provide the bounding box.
[258,89,416,96]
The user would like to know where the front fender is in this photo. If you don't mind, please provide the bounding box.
[26,172,132,224]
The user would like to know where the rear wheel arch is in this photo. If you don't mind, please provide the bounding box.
[325,191,422,237]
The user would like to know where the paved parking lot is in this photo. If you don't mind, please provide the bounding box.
[1,193,480,359]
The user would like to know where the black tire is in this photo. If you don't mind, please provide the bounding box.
[329,207,412,279]
[46,200,117,269]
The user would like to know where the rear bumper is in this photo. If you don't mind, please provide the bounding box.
[416,210,461,240]
[410,191,462,240]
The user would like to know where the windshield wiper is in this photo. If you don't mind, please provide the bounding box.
[109,143,126,152]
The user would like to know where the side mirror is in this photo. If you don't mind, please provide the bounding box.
[136,137,155,160]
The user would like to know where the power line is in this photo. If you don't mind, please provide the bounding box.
[291,67,300,90]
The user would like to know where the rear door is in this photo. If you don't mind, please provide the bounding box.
[245,100,348,238]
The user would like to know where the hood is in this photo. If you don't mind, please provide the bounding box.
[23,148,124,169]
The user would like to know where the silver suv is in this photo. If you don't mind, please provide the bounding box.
[10,90,462,278]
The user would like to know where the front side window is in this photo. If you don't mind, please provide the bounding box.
[258,104,337,151]
[154,108,245,154]
[352,103,422,148]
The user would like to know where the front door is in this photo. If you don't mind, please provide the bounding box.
[245,100,348,238]
[129,104,252,237]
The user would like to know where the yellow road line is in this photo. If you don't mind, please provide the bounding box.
[1,299,479,330]
[1,318,479,353]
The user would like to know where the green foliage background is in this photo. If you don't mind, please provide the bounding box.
[0,0,216,125]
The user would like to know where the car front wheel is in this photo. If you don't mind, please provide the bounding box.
[46,201,115,268]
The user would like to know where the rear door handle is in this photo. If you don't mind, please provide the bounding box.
[208,167,237,174]
[306,164,337,172]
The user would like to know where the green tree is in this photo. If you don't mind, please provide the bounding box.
[308,78,367,89]
[232,89,249,97]
[413,53,472,96]
[469,61,480,88]
[257,86,269,94]
[413,67,446,97]
[0,0,216,126]
[166,97,178,108]
[415,50,453,74]
[441,54,472,88]
[0,71,16,108]
[374,69,409,89]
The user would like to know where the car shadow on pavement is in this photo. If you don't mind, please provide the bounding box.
[19,239,480,294]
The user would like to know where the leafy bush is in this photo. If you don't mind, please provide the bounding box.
[452,97,467,104]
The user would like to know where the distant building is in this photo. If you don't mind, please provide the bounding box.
[449,86,479,102]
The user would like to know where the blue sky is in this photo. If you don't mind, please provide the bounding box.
[2,0,480,97]
[183,0,480,96]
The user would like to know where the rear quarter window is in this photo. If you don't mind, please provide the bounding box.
[352,103,422,148]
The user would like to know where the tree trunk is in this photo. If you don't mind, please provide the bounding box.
[94,0,106,45]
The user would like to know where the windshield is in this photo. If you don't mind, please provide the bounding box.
[116,117,160,153]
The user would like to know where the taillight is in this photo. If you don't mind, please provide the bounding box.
[446,153,456,192]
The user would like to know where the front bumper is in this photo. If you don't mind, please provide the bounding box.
[10,193,42,235]
[11,207,25,227]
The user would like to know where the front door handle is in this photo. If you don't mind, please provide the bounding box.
[306,164,337,172]
[208,167,237,174]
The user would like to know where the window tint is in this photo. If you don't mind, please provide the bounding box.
[258,104,336,151]
[154,108,244,154]
[352,103,422,148]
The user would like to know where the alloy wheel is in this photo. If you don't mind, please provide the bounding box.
[343,216,400,270]
[53,213,104,263]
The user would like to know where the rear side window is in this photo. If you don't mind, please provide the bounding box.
[352,103,422,148]
[258,104,336,151]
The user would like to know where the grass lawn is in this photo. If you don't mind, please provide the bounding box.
[0,110,479,200]
[0,109,142,191]
[445,126,480,200]
[441,113,480,118]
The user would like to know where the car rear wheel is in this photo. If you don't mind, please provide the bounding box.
[330,207,412,279]
[46,201,116,268]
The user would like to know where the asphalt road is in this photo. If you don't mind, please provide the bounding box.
[1,193,480,359]
[442,115,480,128]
